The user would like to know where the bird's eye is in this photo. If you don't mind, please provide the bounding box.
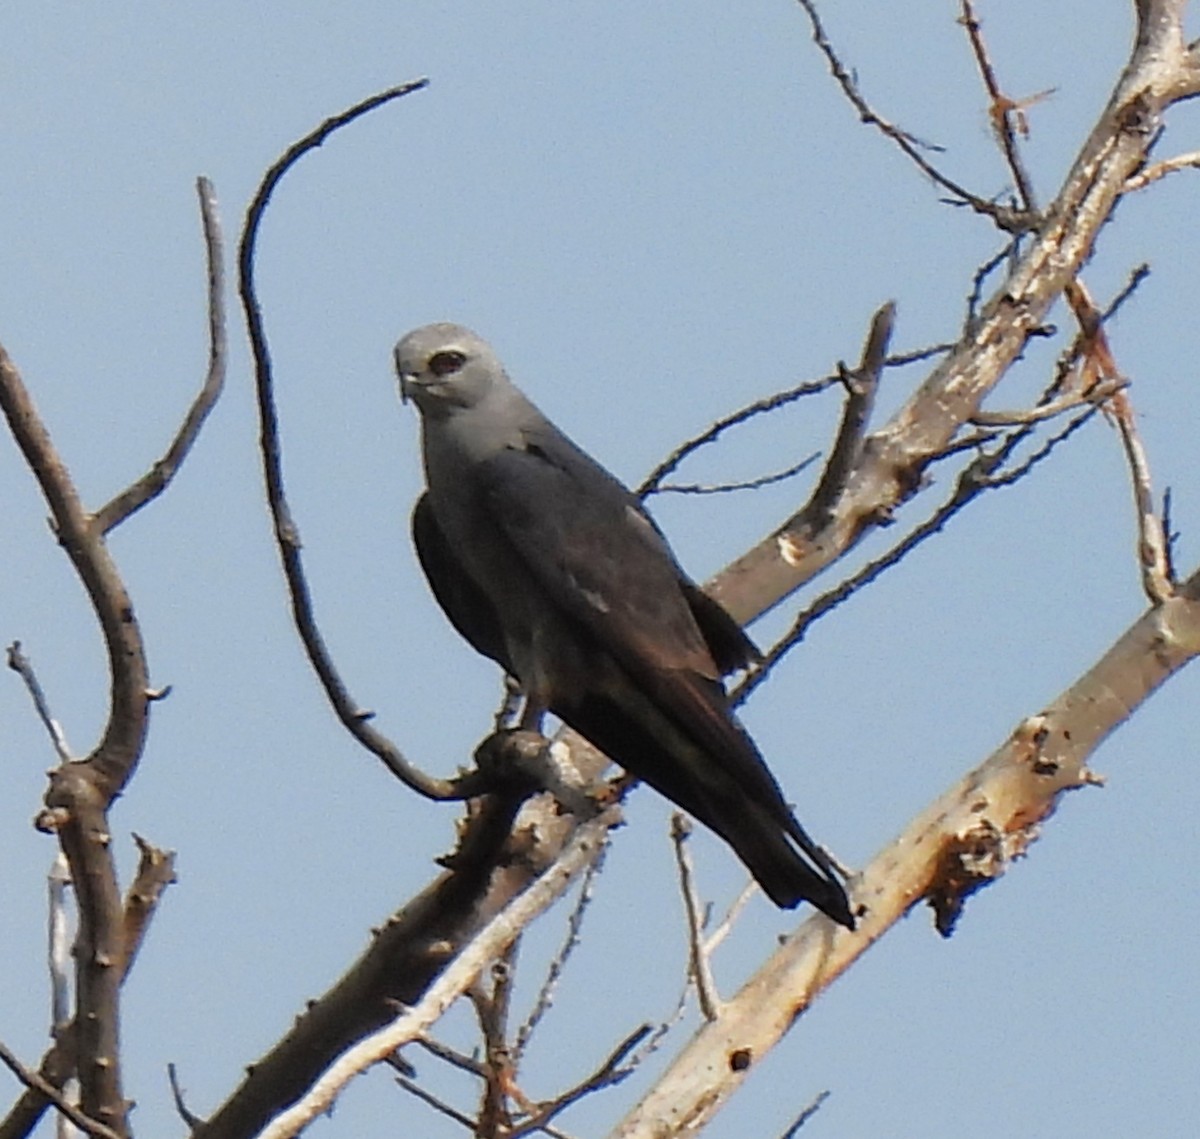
[428,350,467,377]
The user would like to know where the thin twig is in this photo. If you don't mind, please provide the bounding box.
[0,1041,121,1139]
[1123,148,1200,191]
[736,410,1097,705]
[167,1064,203,1130]
[394,1075,477,1131]
[795,0,1034,232]
[1103,263,1151,320]
[6,643,73,761]
[1109,390,1174,602]
[669,815,722,1021]
[885,342,955,367]
[93,177,227,533]
[965,240,1020,329]
[971,377,1124,425]
[639,378,837,498]
[1062,277,1174,602]
[701,882,755,959]
[959,0,1041,213]
[515,846,606,1059]
[779,1089,830,1137]
[654,452,819,496]
[255,809,618,1139]
[238,79,492,801]
[505,1024,652,1139]
[414,1035,488,1079]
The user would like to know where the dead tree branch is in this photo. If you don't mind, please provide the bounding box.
[93,176,227,534]
[238,78,498,803]
[610,566,1200,1137]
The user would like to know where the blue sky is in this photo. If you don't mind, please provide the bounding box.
[2,3,1198,1136]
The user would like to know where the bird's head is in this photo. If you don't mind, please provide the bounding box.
[394,323,507,417]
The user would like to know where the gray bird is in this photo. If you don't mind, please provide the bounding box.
[395,322,853,926]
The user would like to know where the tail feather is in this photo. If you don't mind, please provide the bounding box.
[554,687,854,928]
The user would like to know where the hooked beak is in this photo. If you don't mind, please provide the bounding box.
[394,348,416,405]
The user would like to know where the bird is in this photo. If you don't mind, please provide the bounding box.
[394,322,853,927]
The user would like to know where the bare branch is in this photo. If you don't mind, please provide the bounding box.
[0,345,148,793]
[93,177,227,534]
[709,7,1194,626]
[393,1075,477,1131]
[6,643,73,761]
[254,809,618,1139]
[0,837,177,1139]
[779,1090,830,1138]
[412,1036,488,1079]
[653,452,819,497]
[964,240,1021,330]
[0,1042,120,1139]
[120,834,177,977]
[1061,277,1174,602]
[0,344,146,1134]
[515,846,606,1059]
[669,815,722,1021]
[1124,148,1200,190]
[959,0,1043,213]
[735,409,1097,706]
[795,302,894,532]
[701,883,754,960]
[238,79,494,802]
[505,1024,652,1139]
[795,0,1035,231]
[639,377,837,498]
[612,568,1200,1137]
[970,377,1123,425]
[1109,390,1175,602]
[167,1064,203,1130]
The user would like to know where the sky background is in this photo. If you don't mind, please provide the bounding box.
[2,2,1198,1137]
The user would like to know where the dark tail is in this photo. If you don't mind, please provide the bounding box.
[717,797,855,925]
[555,689,855,929]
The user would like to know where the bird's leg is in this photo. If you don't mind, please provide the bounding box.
[517,694,548,733]
[494,674,525,732]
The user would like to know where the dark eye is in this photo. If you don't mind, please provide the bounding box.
[428,349,467,377]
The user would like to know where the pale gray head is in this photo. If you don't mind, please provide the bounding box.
[393,323,511,418]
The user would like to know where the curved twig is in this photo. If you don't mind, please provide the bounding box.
[93,177,227,534]
[237,79,489,801]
